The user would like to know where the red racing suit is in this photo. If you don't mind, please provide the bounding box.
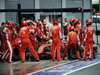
[28,25,38,49]
[19,26,39,62]
[83,25,95,60]
[50,25,62,61]
[12,37,22,53]
[63,31,81,59]
[2,26,13,62]
[75,23,83,44]
[42,24,50,44]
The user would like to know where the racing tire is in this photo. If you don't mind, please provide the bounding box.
[68,46,78,60]
[12,47,20,61]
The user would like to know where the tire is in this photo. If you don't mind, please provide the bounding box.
[93,47,96,59]
[68,46,78,60]
[12,47,20,61]
[77,45,84,58]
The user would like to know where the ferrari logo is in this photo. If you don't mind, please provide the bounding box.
[54,31,56,33]
[23,32,25,34]
[90,32,92,34]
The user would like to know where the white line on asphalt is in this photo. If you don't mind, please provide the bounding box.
[63,60,100,75]
[27,60,78,75]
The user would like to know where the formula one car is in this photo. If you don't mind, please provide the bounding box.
[37,40,84,60]
[37,40,97,60]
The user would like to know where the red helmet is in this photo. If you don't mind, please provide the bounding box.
[86,19,92,25]
[53,21,58,25]
[21,21,27,26]
[69,26,74,31]
[6,21,13,27]
[70,19,74,23]
[37,21,42,27]
[9,21,14,26]
[74,19,79,24]
[6,21,10,25]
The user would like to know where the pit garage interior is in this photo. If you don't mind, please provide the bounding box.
[0,0,100,75]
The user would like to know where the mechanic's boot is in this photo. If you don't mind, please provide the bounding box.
[89,58,92,61]
[63,57,68,60]
[52,59,55,61]
[8,60,13,63]
[35,60,39,62]
[57,59,61,61]
[82,58,86,61]
[21,61,25,63]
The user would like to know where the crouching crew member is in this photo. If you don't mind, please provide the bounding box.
[63,26,81,60]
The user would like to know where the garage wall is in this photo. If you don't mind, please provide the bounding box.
[83,0,92,25]
[0,0,5,26]
[40,0,61,9]
[5,0,18,22]
[39,0,62,16]
[66,0,82,8]
[66,0,82,21]
[4,0,92,24]
[5,0,35,23]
